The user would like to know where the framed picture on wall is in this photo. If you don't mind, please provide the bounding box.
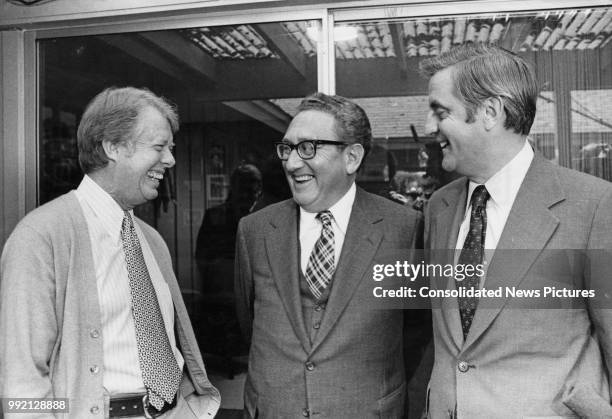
[206,174,229,202]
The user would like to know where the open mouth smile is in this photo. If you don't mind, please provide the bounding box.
[292,174,314,184]
[147,171,164,183]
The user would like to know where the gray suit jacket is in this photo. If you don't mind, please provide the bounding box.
[425,155,612,419]
[235,187,425,418]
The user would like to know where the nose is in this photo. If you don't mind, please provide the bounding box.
[161,147,175,168]
[425,110,439,137]
[283,147,305,172]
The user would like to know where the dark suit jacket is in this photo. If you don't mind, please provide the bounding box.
[235,187,427,418]
[425,155,612,419]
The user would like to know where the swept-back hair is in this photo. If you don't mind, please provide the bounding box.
[297,92,372,161]
[77,86,178,173]
[419,43,538,135]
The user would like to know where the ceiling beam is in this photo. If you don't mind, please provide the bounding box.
[256,22,307,79]
[98,34,187,82]
[223,100,291,133]
[139,31,217,83]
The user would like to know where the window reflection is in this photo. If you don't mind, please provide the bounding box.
[334,7,611,218]
[571,89,612,181]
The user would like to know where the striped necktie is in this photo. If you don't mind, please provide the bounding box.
[304,211,336,300]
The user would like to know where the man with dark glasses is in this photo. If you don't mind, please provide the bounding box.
[235,92,429,418]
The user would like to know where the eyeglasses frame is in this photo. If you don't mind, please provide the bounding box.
[274,139,351,160]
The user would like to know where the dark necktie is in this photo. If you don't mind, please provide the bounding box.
[121,211,182,410]
[304,211,335,300]
[457,185,490,340]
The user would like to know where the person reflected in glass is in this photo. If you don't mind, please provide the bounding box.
[389,171,439,212]
[196,163,262,289]
[251,157,292,213]
[194,164,262,370]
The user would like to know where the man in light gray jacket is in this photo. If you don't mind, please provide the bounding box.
[0,87,219,418]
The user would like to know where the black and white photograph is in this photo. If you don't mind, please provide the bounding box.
[0,0,611,418]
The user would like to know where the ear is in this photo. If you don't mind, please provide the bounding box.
[345,143,365,175]
[102,139,121,163]
[482,96,504,131]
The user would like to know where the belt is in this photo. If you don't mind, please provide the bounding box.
[109,394,177,418]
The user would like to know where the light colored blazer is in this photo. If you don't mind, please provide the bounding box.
[0,192,220,419]
[235,187,425,419]
[424,155,612,419]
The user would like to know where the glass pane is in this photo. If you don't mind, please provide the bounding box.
[335,7,612,213]
[39,19,319,410]
[571,89,612,181]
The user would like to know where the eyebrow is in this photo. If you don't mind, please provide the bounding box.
[429,100,449,112]
[152,140,175,148]
[280,138,318,143]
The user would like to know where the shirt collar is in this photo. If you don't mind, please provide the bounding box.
[299,182,356,235]
[467,140,534,209]
[76,174,131,243]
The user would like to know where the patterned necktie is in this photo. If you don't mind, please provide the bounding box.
[121,211,182,410]
[456,185,490,340]
[304,211,336,300]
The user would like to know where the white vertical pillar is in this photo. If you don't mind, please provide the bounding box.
[1,30,26,247]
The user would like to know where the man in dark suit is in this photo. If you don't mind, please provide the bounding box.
[235,93,428,418]
[421,44,612,418]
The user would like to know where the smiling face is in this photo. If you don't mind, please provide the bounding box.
[282,110,359,213]
[107,106,175,210]
[426,67,489,180]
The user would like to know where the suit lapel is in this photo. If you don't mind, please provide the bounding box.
[310,189,383,353]
[432,179,468,350]
[265,201,311,353]
[464,156,563,348]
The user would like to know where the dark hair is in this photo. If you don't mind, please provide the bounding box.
[297,92,372,161]
[77,87,178,173]
[230,164,262,195]
[419,43,538,135]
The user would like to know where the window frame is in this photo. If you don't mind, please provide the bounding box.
[0,0,609,245]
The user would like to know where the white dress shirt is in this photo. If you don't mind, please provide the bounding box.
[455,141,534,282]
[299,183,356,274]
[75,175,184,396]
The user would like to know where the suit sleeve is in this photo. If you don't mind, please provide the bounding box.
[586,187,612,397]
[403,210,432,380]
[234,219,254,347]
[423,199,432,253]
[410,209,425,251]
[0,223,58,403]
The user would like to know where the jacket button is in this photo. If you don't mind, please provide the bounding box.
[302,408,310,417]
[313,322,320,330]
[90,329,100,338]
[90,365,99,374]
[457,361,469,372]
[90,405,99,414]
[314,305,322,312]
[305,361,315,371]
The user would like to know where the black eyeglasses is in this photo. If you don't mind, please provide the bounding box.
[275,139,350,160]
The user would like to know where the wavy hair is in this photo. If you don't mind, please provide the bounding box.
[297,92,372,161]
[419,43,538,135]
[77,87,178,173]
